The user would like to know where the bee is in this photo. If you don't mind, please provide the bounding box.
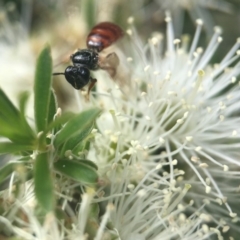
[53,22,124,94]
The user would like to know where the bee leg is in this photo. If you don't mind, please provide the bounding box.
[86,77,97,100]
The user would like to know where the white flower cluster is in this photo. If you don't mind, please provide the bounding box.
[151,0,232,35]
[0,4,239,239]
[86,15,240,239]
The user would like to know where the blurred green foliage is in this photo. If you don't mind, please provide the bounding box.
[0,45,101,214]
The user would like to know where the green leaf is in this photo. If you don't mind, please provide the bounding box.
[54,108,101,147]
[0,89,35,144]
[45,112,75,133]
[0,88,19,120]
[34,45,53,132]
[78,159,98,170]
[0,142,34,154]
[34,152,55,212]
[0,117,35,145]
[54,159,98,184]
[47,90,57,124]
[60,121,94,157]
[71,141,87,156]
[18,91,30,116]
[0,118,29,143]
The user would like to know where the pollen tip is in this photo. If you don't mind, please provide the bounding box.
[165,16,172,23]
[126,29,132,36]
[229,212,237,218]
[127,16,134,24]
[196,19,203,25]
[198,69,205,77]
[214,26,222,34]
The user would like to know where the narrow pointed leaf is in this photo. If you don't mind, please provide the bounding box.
[0,88,19,119]
[71,141,86,156]
[45,112,75,133]
[0,118,30,142]
[0,117,34,143]
[60,121,94,156]
[0,89,35,144]
[78,159,98,170]
[54,159,98,184]
[18,91,30,116]
[54,108,101,147]
[47,90,57,124]
[34,45,53,132]
[34,152,55,212]
[0,142,34,154]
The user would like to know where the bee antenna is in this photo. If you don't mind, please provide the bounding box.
[52,72,65,76]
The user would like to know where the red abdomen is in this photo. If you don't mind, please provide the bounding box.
[87,22,124,52]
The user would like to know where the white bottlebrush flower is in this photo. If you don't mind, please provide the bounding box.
[0,1,239,239]
[154,0,232,13]
[0,179,64,240]
[85,14,240,239]
[1,169,207,240]
[146,0,233,35]
[71,167,216,240]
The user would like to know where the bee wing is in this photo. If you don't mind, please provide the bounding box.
[98,50,132,95]
[98,52,120,78]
